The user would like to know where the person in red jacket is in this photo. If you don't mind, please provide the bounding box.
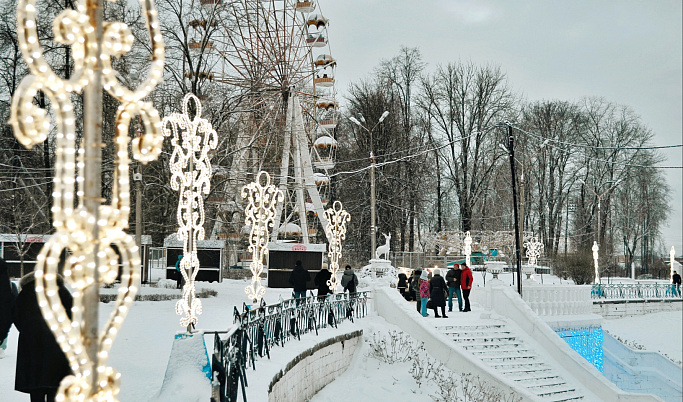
[460,264,473,312]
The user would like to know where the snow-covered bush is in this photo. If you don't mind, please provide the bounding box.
[366,330,522,402]
[156,278,177,289]
[366,330,423,364]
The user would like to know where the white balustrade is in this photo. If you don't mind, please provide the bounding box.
[522,285,593,316]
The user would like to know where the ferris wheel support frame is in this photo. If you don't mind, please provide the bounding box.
[271,93,330,243]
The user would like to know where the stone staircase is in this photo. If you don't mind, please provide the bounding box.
[440,323,585,401]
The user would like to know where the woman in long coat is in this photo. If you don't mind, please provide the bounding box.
[0,258,17,356]
[315,267,332,300]
[429,269,448,318]
[13,272,73,401]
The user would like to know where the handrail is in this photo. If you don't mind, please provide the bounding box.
[591,283,682,300]
[211,291,370,402]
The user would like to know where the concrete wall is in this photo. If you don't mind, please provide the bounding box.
[603,333,682,402]
[593,300,682,318]
[373,286,541,401]
[268,331,362,402]
[485,284,662,402]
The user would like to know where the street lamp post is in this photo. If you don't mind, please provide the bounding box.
[349,111,389,260]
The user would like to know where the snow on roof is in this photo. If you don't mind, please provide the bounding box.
[279,222,302,234]
[314,135,337,148]
[163,233,224,248]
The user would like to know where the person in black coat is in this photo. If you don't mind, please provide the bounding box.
[13,272,73,402]
[0,258,17,357]
[429,269,448,318]
[445,264,463,312]
[288,260,311,301]
[397,272,409,299]
[410,270,422,311]
[314,267,332,300]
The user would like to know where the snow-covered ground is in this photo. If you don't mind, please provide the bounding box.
[0,269,680,401]
[603,311,682,365]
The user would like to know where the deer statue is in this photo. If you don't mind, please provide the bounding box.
[375,233,391,260]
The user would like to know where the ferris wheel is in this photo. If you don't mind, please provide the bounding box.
[205,0,338,244]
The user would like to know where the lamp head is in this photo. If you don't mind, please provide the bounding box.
[379,111,390,123]
[349,116,361,126]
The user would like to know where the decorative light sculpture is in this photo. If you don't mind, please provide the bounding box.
[523,235,544,279]
[463,231,472,267]
[162,93,217,330]
[324,201,350,291]
[242,171,283,302]
[592,241,600,284]
[9,0,165,397]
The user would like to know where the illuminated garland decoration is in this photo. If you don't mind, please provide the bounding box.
[162,93,217,329]
[9,0,165,398]
[242,171,283,302]
[324,201,350,291]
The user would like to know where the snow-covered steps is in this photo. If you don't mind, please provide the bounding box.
[438,323,585,402]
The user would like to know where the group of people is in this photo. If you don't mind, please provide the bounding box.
[399,263,473,318]
[0,258,73,402]
[288,260,358,302]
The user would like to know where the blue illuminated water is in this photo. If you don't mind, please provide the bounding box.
[554,327,604,372]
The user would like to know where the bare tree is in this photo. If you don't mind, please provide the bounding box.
[377,46,427,251]
[418,61,516,232]
[518,100,584,257]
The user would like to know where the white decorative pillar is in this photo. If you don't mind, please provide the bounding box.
[464,231,472,267]
[242,171,283,303]
[670,246,675,283]
[324,201,350,292]
[163,93,217,331]
[592,241,600,284]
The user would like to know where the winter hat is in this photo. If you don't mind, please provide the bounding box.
[453,263,460,269]
[420,270,429,280]
[433,268,441,276]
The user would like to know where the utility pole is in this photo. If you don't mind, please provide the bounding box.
[135,165,143,283]
[506,124,523,296]
[349,111,389,261]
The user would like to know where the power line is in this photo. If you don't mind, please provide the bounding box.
[507,124,683,169]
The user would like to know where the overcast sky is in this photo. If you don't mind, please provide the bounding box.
[321,0,683,256]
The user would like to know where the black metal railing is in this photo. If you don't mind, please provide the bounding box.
[591,283,682,300]
[211,291,369,402]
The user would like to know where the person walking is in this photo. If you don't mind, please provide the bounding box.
[429,269,448,318]
[445,263,463,312]
[460,263,473,312]
[419,270,430,317]
[174,254,183,289]
[0,258,18,358]
[315,266,332,300]
[410,269,422,311]
[673,271,681,297]
[289,260,311,302]
[397,271,408,299]
[13,271,73,402]
[341,265,358,294]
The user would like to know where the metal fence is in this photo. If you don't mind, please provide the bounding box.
[211,291,370,402]
[591,283,682,300]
